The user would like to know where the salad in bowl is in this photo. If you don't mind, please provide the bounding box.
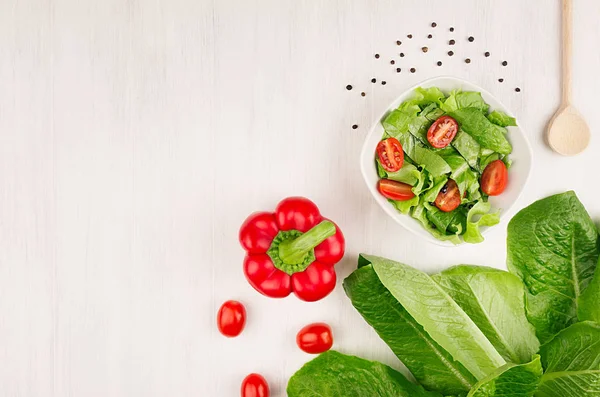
[361,77,531,245]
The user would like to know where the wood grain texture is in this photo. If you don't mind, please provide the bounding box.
[1,0,599,396]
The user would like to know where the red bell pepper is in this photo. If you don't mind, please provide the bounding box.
[239,197,345,302]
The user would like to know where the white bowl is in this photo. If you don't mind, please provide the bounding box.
[360,76,533,246]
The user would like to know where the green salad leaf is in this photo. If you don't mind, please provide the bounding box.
[344,263,477,395]
[467,356,543,397]
[449,108,512,154]
[410,145,452,177]
[487,110,517,127]
[413,86,446,106]
[365,254,506,380]
[536,322,600,396]
[452,129,481,170]
[463,202,500,244]
[383,103,421,137]
[507,191,600,342]
[441,90,490,113]
[287,351,443,397]
[385,162,422,186]
[578,258,600,323]
[432,266,540,363]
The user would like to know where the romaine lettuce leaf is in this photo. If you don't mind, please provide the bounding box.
[383,103,421,137]
[432,266,540,364]
[412,203,462,244]
[487,110,517,127]
[441,91,489,113]
[421,103,446,121]
[439,149,478,197]
[411,146,451,177]
[391,196,419,214]
[467,356,542,397]
[386,162,421,186]
[409,112,434,145]
[287,350,443,397]
[365,255,506,380]
[452,129,481,170]
[463,201,500,244]
[422,176,448,202]
[343,263,477,395]
[507,191,600,343]
[578,258,600,323]
[449,108,512,155]
[536,322,600,396]
[424,203,464,234]
[413,86,446,106]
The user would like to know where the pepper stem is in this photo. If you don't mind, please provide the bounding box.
[278,220,336,265]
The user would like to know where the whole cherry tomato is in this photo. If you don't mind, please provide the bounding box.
[435,179,461,212]
[241,373,270,397]
[376,138,404,172]
[217,300,246,338]
[481,160,508,196]
[296,322,334,354]
[427,115,458,148]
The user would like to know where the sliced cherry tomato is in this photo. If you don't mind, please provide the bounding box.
[481,160,508,196]
[434,179,461,212]
[377,179,415,201]
[275,197,322,232]
[291,262,336,302]
[217,300,246,338]
[376,138,404,172]
[241,373,270,397]
[296,322,334,354]
[427,116,458,148]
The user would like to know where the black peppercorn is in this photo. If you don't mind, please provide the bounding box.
[468,36,475,42]
[437,61,442,66]
[465,58,471,64]
[375,54,380,59]
[361,92,366,97]
[346,85,352,90]
[428,34,433,39]
[498,78,504,83]
[371,78,376,83]
[502,61,508,66]
[448,51,454,56]
[449,39,455,45]
[407,34,413,39]
[381,81,386,85]
[352,124,358,129]
[400,53,405,57]
[396,67,401,73]
[431,22,437,28]
[396,40,402,45]
[515,87,521,92]
[390,60,395,65]
[422,47,428,53]
[410,68,416,73]
[484,51,490,57]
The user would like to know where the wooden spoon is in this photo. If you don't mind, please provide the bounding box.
[547,0,590,156]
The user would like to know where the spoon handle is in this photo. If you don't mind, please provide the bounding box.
[562,0,572,105]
